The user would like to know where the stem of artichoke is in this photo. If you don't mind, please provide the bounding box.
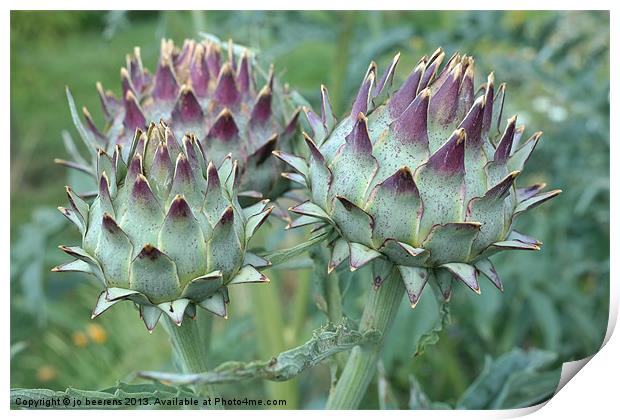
[162,316,219,403]
[196,312,213,354]
[310,247,347,369]
[251,284,300,409]
[326,264,405,409]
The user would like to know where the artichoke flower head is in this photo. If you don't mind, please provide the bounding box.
[276,48,561,307]
[55,120,274,331]
[62,37,300,201]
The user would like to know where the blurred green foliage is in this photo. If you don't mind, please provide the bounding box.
[11,11,609,409]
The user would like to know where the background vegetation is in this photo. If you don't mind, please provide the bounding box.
[10,11,609,409]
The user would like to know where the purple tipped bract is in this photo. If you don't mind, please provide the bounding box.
[345,114,373,154]
[62,37,301,200]
[209,109,238,141]
[427,129,466,175]
[214,63,240,107]
[272,47,559,308]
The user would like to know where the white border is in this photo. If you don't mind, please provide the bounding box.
[3,2,616,419]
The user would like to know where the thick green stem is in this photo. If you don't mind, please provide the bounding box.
[196,312,213,354]
[310,248,348,369]
[326,265,405,409]
[162,317,218,402]
[251,284,300,409]
[326,270,348,370]
[326,269,344,324]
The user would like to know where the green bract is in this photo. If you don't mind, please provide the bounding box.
[62,38,300,201]
[55,121,273,331]
[276,49,561,307]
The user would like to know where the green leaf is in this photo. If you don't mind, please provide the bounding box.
[492,369,561,409]
[456,348,558,409]
[413,301,450,357]
[138,321,380,384]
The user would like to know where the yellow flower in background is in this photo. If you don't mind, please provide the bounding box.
[36,366,57,382]
[87,324,107,344]
[72,331,88,348]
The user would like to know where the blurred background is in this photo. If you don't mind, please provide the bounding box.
[10,11,609,409]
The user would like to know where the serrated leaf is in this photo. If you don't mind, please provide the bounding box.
[139,321,380,384]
